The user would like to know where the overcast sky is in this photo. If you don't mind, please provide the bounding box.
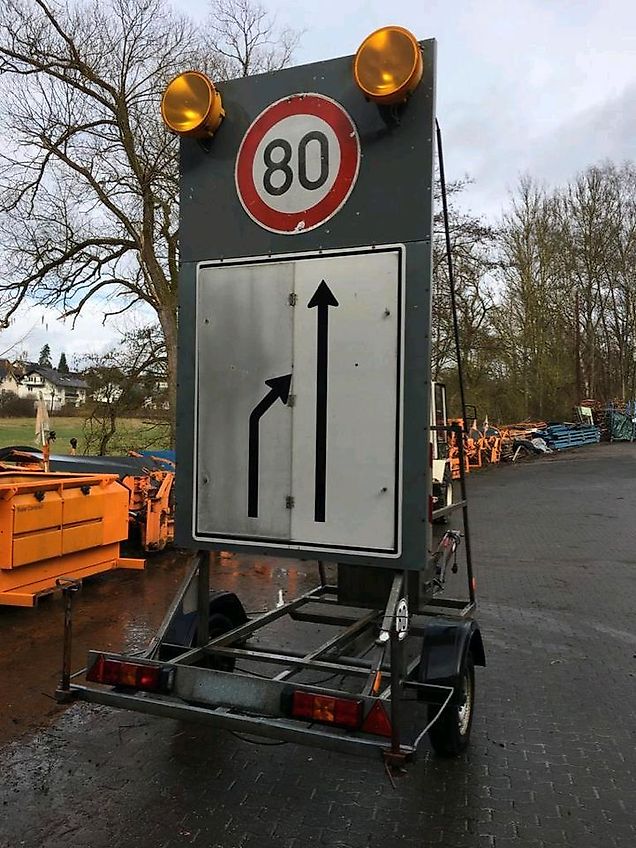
[2,0,635,361]
[187,0,634,218]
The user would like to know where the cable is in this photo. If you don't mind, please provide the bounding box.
[234,666,274,679]
[435,118,467,429]
[435,118,476,604]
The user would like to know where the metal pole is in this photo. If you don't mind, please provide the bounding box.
[453,424,475,604]
[317,560,327,587]
[196,550,210,647]
[55,579,80,703]
[389,629,402,757]
[437,121,476,608]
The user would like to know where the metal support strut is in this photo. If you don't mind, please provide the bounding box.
[55,578,81,703]
[196,550,210,647]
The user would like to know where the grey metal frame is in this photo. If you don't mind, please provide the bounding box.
[68,554,474,761]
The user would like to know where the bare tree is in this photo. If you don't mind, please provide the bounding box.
[207,0,301,77]
[82,324,167,455]
[560,162,636,401]
[495,176,571,419]
[0,0,203,442]
[432,177,497,415]
[0,0,300,444]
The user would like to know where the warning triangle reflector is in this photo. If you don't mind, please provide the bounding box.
[361,700,392,737]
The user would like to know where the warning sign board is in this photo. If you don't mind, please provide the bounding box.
[194,245,403,558]
[176,43,438,570]
[235,94,360,234]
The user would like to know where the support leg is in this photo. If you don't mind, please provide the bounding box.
[55,578,80,703]
[196,551,210,648]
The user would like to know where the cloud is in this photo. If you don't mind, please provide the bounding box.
[0,300,154,367]
[531,83,636,186]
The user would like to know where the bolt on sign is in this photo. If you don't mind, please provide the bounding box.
[168,28,437,569]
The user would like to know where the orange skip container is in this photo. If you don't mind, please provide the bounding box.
[0,471,144,607]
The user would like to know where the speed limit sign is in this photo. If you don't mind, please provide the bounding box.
[235,93,360,234]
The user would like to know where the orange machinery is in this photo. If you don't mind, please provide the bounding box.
[0,448,174,552]
[448,419,503,479]
[0,471,144,607]
[121,462,175,552]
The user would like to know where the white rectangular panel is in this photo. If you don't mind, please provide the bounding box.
[290,250,401,552]
[195,263,293,540]
[193,246,403,557]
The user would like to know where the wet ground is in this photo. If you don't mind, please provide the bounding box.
[0,549,314,747]
[0,443,635,847]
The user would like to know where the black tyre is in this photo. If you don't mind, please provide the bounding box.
[160,595,244,669]
[205,613,236,671]
[427,655,475,757]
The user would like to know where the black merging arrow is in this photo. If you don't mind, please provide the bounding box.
[248,374,292,519]
[308,280,339,522]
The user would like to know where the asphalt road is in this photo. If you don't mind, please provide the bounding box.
[1,443,634,848]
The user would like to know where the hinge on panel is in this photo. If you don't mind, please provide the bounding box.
[287,393,296,407]
[285,496,295,509]
[288,292,297,306]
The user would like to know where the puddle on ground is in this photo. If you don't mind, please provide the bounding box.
[0,549,321,747]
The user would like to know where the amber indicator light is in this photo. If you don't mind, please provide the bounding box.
[161,71,224,138]
[354,26,424,105]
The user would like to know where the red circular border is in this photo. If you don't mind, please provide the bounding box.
[235,94,360,234]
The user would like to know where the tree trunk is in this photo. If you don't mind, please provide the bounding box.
[574,291,582,401]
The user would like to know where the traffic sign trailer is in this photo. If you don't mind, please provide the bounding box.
[61,31,485,763]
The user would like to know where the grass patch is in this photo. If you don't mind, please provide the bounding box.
[0,416,171,454]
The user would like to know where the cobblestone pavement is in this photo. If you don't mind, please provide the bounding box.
[1,443,634,848]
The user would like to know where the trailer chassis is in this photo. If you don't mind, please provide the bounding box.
[58,428,483,763]
[60,561,480,762]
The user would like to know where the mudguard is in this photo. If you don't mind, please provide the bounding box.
[417,618,485,690]
[164,590,248,648]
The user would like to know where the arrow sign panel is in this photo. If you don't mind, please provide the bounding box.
[308,280,339,522]
[248,374,292,518]
[194,247,402,560]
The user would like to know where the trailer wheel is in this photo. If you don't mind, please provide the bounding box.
[205,613,236,671]
[160,590,246,669]
[427,655,474,756]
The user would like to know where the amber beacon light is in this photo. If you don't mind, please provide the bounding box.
[161,71,224,138]
[353,26,423,105]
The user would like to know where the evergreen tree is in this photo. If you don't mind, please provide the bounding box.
[38,344,52,368]
[57,352,69,373]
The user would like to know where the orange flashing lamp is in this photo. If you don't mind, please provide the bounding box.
[161,71,224,138]
[353,26,423,105]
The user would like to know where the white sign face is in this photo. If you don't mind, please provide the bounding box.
[235,94,360,235]
[194,246,404,558]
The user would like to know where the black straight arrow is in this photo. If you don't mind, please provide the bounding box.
[308,280,339,522]
[248,374,292,519]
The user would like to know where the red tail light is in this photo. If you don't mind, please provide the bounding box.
[291,691,363,730]
[361,700,392,737]
[86,655,173,693]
